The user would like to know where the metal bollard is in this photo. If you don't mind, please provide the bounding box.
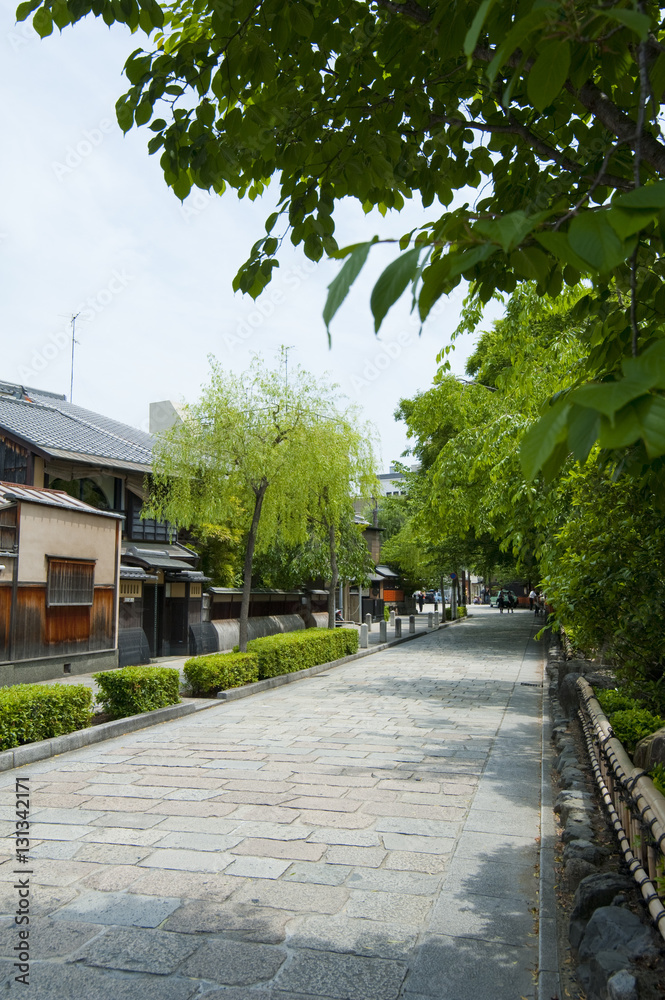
[365,613,372,631]
[394,617,402,638]
[360,624,368,648]
[379,620,387,642]
[409,615,415,634]
[389,609,395,627]
[428,612,433,629]
[434,611,440,627]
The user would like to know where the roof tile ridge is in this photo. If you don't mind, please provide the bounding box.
[21,395,153,458]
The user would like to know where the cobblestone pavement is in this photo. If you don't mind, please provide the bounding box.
[0,608,545,999]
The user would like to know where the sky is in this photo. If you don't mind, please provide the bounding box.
[2,6,504,469]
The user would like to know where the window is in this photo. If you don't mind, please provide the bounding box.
[47,559,95,607]
[0,437,28,484]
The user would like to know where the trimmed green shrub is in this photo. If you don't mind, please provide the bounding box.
[248,627,359,680]
[595,689,641,715]
[0,684,93,751]
[184,652,259,696]
[607,708,664,754]
[445,606,467,620]
[93,666,180,720]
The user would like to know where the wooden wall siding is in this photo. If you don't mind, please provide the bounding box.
[0,506,17,553]
[44,604,91,645]
[0,586,11,660]
[7,585,115,661]
[119,596,143,630]
[90,588,114,650]
[12,587,47,660]
[187,599,201,627]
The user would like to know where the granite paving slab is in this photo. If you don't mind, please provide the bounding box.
[2,610,546,998]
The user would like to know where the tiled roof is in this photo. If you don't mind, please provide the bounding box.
[0,482,123,519]
[0,383,153,470]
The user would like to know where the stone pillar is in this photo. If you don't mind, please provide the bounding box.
[360,624,368,648]
[379,620,387,642]
[365,613,372,631]
[428,613,433,629]
[409,615,415,634]
[434,610,440,627]
[395,617,402,638]
[389,609,395,627]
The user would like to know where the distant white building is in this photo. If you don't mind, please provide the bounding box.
[377,463,420,497]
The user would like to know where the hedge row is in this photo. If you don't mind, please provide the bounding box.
[0,684,93,751]
[248,627,358,679]
[594,687,664,755]
[93,666,181,720]
[183,653,259,697]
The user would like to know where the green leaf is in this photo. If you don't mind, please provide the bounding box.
[16,0,41,22]
[289,4,314,37]
[595,7,651,40]
[464,0,494,60]
[535,231,591,272]
[474,210,544,253]
[598,404,642,450]
[527,41,570,112]
[370,248,421,333]
[622,340,665,390]
[567,404,600,463]
[638,396,665,458]
[571,379,648,417]
[116,97,134,134]
[486,8,552,84]
[613,181,665,210]
[541,437,569,484]
[419,244,495,321]
[606,206,655,240]
[323,240,376,341]
[32,5,53,36]
[567,211,630,273]
[520,400,571,479]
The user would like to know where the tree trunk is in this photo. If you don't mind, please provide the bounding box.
[239,481,267,653]
[328,521,338,629]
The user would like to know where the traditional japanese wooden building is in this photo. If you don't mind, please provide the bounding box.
[0,381,206,672]
[0,483,122,685]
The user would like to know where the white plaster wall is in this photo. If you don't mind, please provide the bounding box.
[18,504,118,584]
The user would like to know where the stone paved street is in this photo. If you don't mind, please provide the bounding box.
[0,608,545,999]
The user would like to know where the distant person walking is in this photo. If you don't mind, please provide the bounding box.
[508,591,517,614]
[418,591,424,613]
[529,588,537,611]
[497,591,505,614]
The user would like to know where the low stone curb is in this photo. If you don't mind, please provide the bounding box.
[0,616,469,772]
[0,698,217,773]
[216,616,468,703]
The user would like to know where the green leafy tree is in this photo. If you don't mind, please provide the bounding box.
[146,352,353,650]
[18,0,665,467]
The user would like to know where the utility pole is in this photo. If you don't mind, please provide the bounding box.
[69,312,80,403]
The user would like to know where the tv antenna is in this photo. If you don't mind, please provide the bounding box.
[70,312,80,403]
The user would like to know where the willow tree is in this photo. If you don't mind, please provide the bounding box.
[147,353,354,651]
[298,414,379,627]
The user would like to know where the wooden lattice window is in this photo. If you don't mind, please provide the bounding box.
[47,558,95,607]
